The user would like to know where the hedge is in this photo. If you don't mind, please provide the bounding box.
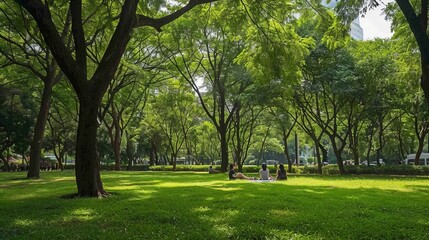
[322,164,429,175]
[14,163,428,176]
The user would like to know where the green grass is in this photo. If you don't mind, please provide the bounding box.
[1,172,429,240]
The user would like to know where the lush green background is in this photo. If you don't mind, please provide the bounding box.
[1,171,428,239]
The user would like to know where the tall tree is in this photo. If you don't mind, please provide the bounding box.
[10,0,219,197]
[0,1,65,178]
[337,0,429,104]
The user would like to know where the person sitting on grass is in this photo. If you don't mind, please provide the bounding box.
[208,165,219,174]
[259,163,274,180]
[229,163,256,180]
[276,163,287,180]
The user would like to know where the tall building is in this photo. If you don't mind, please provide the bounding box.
[322,0,364,40]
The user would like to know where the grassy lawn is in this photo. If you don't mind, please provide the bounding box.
[1,171,428,240]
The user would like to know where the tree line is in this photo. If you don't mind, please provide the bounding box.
[1,0,428,197]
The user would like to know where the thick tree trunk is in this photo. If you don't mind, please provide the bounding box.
[75,96,106,197]
[27,80,54,179]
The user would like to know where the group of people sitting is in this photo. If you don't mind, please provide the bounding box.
[228,163,287,181]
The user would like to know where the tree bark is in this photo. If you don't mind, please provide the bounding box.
[75,94,106,197]
[27,79,54,179]
[219,126,229,172]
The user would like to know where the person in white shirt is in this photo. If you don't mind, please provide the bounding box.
[259,163,273,180]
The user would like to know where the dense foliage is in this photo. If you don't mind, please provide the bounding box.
[1,0,429,185]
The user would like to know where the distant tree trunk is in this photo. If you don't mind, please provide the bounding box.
[280,125,293,173]
[284,143,293,173]
[0,153,9,172]
[27,79,54,179]
[126,133,134,171]
[172,153,177,171]
[330,135,346,174]
[365,124,375,166]
[349,124,360,165]
[319,145,328,164]
[219,126,229,172]
[414,118,429,165]
[295,132,299,165]
[315,142,322,174]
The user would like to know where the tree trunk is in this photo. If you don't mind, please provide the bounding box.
[220,126,229,172]
[75,95,106,197]
[295,132,299,165]
[315,142,322,174]
[27,79,54,179]
[0,153,9,172]
[320,145,328,164]
[172,153,177,171]
[126,133,134,171]
[113,125,121,171]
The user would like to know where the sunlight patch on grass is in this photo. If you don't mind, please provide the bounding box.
[108,185,139,191]
[9,193,37,200]
[269,209,297,218]
[212,224,235,237]
[128,189,157,200]
[289,177,420,192]
[302,189,326,194]
[63,208,95,222]
[211,187,243,192]
[14,218,37,227]
[193,206,211,213]
[155,181,225,188]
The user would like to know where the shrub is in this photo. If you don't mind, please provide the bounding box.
[321,164,429,175]
[302,165,320,174]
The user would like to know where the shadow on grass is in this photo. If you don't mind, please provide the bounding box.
[1,172,429,239]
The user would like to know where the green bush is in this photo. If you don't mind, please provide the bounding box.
[322,165,341,175]
[321,164,429,175]
[149,165,216,172]
[58,163,429,176]
[302,165,320,174]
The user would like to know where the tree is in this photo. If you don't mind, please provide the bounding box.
[11,0,218,197]
[0,85,36,171]
[337,0,429,104]
[0,2,65,178]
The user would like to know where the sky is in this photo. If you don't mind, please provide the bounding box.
[359,0,394,40]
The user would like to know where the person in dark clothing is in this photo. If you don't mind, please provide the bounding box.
[229,163,255,180]
[276,163,287,180]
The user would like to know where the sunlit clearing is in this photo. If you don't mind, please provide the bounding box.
[14,219,37,227]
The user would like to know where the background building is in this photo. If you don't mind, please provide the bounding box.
[322,0,364,40]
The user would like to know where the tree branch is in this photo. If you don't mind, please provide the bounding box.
[135,0,218,31]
